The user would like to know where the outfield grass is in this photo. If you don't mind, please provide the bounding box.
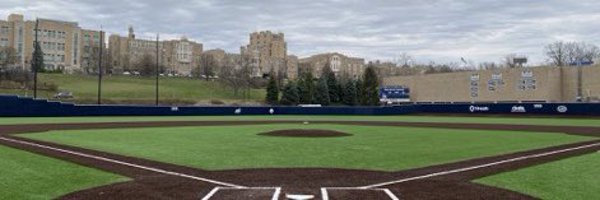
[0,145,128,199]
[20,124,594,171]
[475,153,600,200]
[1,115,600,127]
[0,73,264,104]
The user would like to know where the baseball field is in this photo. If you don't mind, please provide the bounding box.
[0,115,598,200]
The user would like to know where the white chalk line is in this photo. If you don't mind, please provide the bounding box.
[201,186,281,200]
[361,142,600,189]
[321,187,399,200]
[0,136,245,188]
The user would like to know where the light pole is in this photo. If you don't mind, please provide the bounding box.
[97,27,103,104]
[155,33,159,106]
[32,19,39,99]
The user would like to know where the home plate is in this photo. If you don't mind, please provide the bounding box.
[286,194,315,200]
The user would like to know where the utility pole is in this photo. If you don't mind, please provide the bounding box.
[33,19,39,99]
[97,26,103,104]
[155,33,159,106]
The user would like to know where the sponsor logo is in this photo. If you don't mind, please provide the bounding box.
[469,106,489,112]
[557,106,568,113]
[534,104,543,109]
[234,108,242,114]
[170,107,179,112]
[511,106,527,113]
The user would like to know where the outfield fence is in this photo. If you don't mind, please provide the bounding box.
[1,95,599,117]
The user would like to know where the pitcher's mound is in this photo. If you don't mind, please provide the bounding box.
[259,129,352,137]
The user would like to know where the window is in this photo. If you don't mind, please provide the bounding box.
[0,26,9,34]
[0,38,8,47]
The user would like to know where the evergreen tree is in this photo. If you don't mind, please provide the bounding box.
[356,78,364,105]
[321,65,340,103]
[265,72,279,105]
[361,65,380,106]
[297,71,315,104]
[314,77,330,105]
[279,81,299,105]
[342,79,358,106]
[31,40,44,72]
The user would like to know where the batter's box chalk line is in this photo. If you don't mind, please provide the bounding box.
[201,187,281,200]
[201,186,399,200]
[321,187,400,200]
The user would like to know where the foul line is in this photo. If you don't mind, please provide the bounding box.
[361,142,600,189]
[0,136,245,188]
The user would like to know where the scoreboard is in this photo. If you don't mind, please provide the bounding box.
[379,86,411,104]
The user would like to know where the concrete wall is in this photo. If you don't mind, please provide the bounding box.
[384,66,600,103]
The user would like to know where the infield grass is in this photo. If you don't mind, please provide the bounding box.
[19,124,594,171]
[1,115,600,127]
[0,145,128,199]
[475,152,600,200]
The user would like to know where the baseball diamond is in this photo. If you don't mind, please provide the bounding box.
[0,118,599,200]
[2,2,600,199]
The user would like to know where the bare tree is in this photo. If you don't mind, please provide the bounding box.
[545,41,600,66]
[195,54,217,80]
[82,44,109,74]
[134,53,157,76]
[479,62,499,70]
[397,52,413,68]
[0,47,17,68]
[219,55,252,97]
[545,41,567,66]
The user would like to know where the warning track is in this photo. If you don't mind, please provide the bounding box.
[0,121,599,200]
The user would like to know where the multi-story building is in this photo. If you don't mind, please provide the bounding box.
[240,31,297,78]
[109,26,203,75]
[0,14,106,72]
[162,37,203,75]
[299,52,365,78]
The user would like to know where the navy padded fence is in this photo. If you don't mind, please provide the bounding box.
[1,95,599,117]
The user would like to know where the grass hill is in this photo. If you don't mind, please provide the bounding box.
[0,74,265,105]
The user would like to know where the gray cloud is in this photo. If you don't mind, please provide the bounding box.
[2,0,600,65]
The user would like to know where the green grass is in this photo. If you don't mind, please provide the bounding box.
[0,73,264,104]
[475,153,600,200]
[0,145,128,199]
[1,115,600,127]
[19,124,594,171]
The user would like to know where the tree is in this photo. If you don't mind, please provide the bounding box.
[355,78,364,105]
[398,52,413,68]
[279,81,299,105]
[503,54,518,68]
[314,77,330,105]
[361,65,380,106]
[134,54,156,76]
[545,41,568,66]
[197,54,217,80]
[342,79,358,106]
[545,41,600,66]
[219,55,252,98]
[0,47,17,68]
[83,44,109,74]
[297,70,315,104]
[265,71,279,105]
[321,64,340,103]
[31,39,44,72]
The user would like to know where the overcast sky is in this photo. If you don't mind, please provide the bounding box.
[2,0,600,65]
